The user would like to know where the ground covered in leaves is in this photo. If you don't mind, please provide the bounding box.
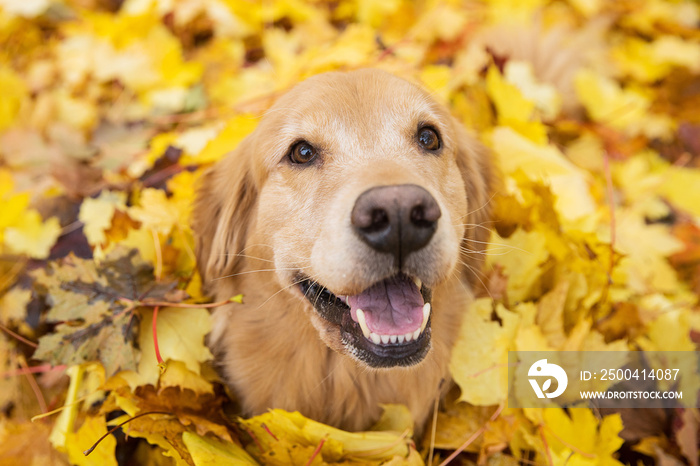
[1,0,700,464]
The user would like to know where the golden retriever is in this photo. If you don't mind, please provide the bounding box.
[194,68,494,432]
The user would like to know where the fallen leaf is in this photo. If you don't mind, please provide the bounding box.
[0,420,69,465]
[32,249,177,376]
[450,298,519,405]
[675,408,699,466]
[65,415,117,466]
[182,431,258,466]
[4,210,61,259]
[78,190,128,247]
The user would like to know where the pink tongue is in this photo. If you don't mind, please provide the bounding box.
[347,275,424,335]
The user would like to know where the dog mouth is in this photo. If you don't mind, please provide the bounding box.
[298,273,432,368]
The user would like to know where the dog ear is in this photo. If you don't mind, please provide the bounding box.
[452,120,498,287]
[193,137,259,287]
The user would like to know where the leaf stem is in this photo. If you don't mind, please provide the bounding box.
[438,404,503,466]
[543,424,596,459]
[241,424,265,453]
[84,411,171,456]
[31,394,88,422]
[261,423,278,441]
[539,425,553,466]
[305,437,326,466]
[0,323,38,348]
[152,306,163,365]
[18,355,47,413]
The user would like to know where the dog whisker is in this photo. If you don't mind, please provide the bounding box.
[220,253,277,263]
[454,192,498,222]
[461,237,533,254]
[212,266,312,281]
[459,246,517,256]
[253,274,322,313]
[454,220,498,230]
[454,263,494,300]
[459,261,493,299]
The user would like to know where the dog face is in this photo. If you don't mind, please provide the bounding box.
[196,69,493,370]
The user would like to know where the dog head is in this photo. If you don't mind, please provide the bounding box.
[195,69,494,369]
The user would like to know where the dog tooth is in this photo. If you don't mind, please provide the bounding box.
[404,332,413,342]
[381,334,389,344]
[412,329,421,340]
[420,303,431,333]
[390,334,397,344]
[413,277,422,289]
[356,309,371,339]
[370,332,381,345]
[397,334,405,344]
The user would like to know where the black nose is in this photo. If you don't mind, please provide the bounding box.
[351,184,441,265]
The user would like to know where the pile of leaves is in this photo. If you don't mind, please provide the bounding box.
[1,0,699,464]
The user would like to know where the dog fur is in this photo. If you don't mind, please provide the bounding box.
[194,69,494,432]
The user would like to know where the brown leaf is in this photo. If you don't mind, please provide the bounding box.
[596,302,644,342]
[101,383,235,466]
[599,408,672,442]
[32,248,177,376]
[675,408,699,466]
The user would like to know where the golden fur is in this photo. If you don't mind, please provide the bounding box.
[194,69,494,432]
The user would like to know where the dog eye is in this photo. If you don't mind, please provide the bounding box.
[289,141,317,164]
[417,127,441,151]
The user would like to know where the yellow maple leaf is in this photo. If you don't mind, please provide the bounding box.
[491,127,597,224]
[613,36,700,83]
[658,166,700,219]
[619,0,699,34]
[129,188,182,236]
[159,360,214,396]
[351,0,402,28]
[64,415,117,466]
[78,191,128,247]
[606,212,684,294]
[174,124,226,162]
[575,68,674,139]
[241,409,414,463]
[504,61,562,121]
[419,65,452,103]
[126,132,177,178]
[487,228,549,303]
[183,431,259,466]
[192,115,259,165]
[119,306,213,389]
[0,67,27,131]
[492,126,576,177]
[541,408,624,466]
[304,24,377,73]
[450,298,519,405]
[0,420,69,465]
[410,3,467,43]
[486,66,547,144]
[4,210,61,259]
[637,307,700,400]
